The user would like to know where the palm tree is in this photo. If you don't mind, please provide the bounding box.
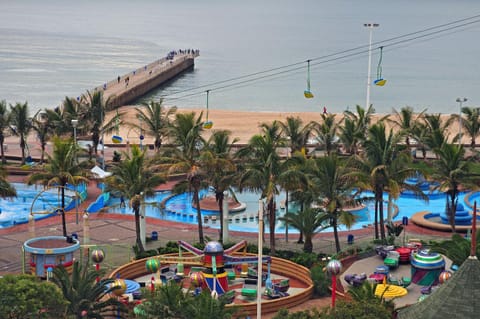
[79,90,113,155]
[338,117,362,155]
[344,104,375,136]
[136,280,192,318]
[62,96,82,132]
[106,145,165,253]
[186,290,237,319]
[279,208,329,253]
[307,154,357,252]
[9,101,32,164]
[130,99,177,152]
[431,233,480,266]
[136,281,236,319]
[355,123,408,242]
[27,137,89,237]
[0,101,10,164]
[387,106,426,149]
[422,113,454,155]
[52,260,126,319]
[237,121,286,255]
[162,112,206,244]
[277,152,310,243]
[201,130,238,243]
[279,116,313,155]
[0,165,16,199]
[431,143,478,232]
[459,106,480,149]
[42,106,72,137]
[31,110,52,164]
[313,113,338,156]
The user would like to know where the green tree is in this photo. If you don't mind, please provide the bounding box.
[338,104,375,155]
[431,232,480,266]
[422,113,454,155]
[162,112,206,244]
[79,90,114,155]
[0,164,16,198]
[52,261,126,319]
[459,106,480,149]
[136,281,236,319]
[136,280,191,318]
[106,145,165,252]
[31,110,52,164]
[313,113,338,156]
[9,101,32,164]
[279,207,329,252]
[431,143,478,232]
[201,129,239,242]
[308,154,357,252]
[186,290,237,319]
[338,116,362,155]
[0,100,10,164]
[27,137,89,237]
[279,116,313,155]
[355,123,407,242]
[237,121,287,255]
[0,274,67,319]
[130,99,177,152]
[387,106,426,149]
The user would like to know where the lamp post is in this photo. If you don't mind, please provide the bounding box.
[326,259,342,308]
[71,119,78,160]
[364,23,379,109]
[257,200,264,319]
[101,111,105,171]
[71,119,79,224]
[456,97,467,146]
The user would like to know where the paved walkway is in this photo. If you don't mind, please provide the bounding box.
[0,141,455,316]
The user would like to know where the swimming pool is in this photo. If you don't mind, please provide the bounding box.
[0,183,74,228]
[106,189,475,234]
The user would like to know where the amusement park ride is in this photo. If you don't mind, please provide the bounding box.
[143,240,289,301]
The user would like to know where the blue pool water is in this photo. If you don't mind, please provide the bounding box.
[0,183,74,228]
[106,188,477,234]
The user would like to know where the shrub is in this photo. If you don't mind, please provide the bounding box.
[291,252,318,268]
[310,265,330,297]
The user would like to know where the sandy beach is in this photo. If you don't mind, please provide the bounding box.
[105,106,461,146]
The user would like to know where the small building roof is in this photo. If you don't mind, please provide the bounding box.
[397,256,480,319]
[90,165,112,179]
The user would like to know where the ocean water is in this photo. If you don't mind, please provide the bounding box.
[0,0,479,115]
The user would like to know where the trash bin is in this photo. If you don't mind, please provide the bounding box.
[347,234,354,245]
[151,231,158,241]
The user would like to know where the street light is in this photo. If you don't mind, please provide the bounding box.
[364,23,379,109]
[256,200,264,319]
[71,119,79,161]
[456,97,467,145]
[71,119,79,224]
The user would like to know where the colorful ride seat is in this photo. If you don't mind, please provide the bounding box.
[384,251,400,269]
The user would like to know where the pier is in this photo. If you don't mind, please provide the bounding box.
[93,50,199,108]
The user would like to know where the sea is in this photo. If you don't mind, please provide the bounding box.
[0,0,479,115]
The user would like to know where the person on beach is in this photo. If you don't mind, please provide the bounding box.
[323,106,327,114]
[117,76,120,83]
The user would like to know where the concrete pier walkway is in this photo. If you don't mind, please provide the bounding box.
[91,50,199,108]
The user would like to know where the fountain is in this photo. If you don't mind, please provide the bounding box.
[440,203,473,226]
